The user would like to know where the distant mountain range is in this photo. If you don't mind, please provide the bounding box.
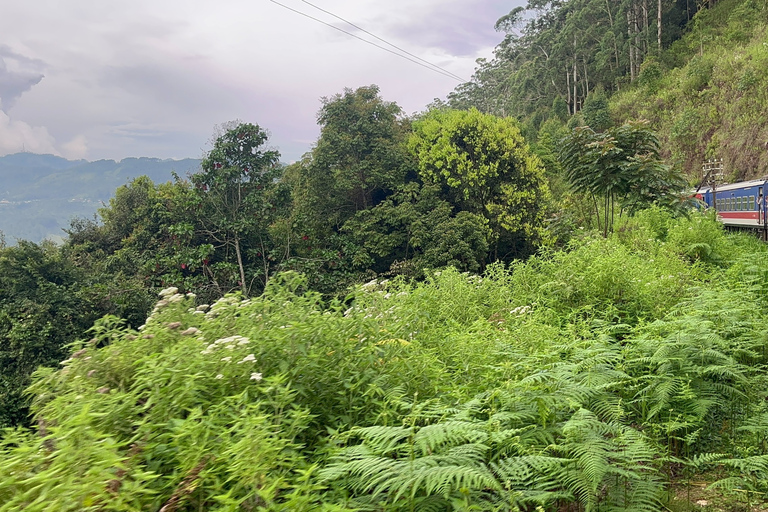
[0,153,201,244]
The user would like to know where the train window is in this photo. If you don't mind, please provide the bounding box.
[738,197,743,211]
[728,197,733,210]
[751,196,756,210]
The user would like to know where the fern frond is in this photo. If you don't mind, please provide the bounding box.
[412,421,488,455]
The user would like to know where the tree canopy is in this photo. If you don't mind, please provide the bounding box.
[409,108,551,259]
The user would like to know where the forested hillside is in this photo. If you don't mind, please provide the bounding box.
[450,0,768,181]
[0,154,200,243]
[612,0,768,178]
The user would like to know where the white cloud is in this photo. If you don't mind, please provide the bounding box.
[60,134,88,160]
[0,110,89,159]
[0,110,58,155]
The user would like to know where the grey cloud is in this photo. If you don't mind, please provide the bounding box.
[382,0,521,56]
[0,46,46,112]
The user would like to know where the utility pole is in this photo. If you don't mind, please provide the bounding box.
[701,158,724,210]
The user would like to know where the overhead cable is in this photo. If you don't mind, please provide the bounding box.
[300,0,467,82]
[268,0,465,82]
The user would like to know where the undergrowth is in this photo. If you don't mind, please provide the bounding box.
[2,209,768,511]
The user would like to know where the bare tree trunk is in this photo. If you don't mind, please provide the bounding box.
[573,60,578,112]
[593,194,602,233]
[657,0,663,51]
[260,237,271,293]
[234,237,247,296]
[628,8,633,81]
[634,4,642,77]
[566,66,572,114]
[643,0,649,54]
[572,30,579,115]
[583,59,590,97]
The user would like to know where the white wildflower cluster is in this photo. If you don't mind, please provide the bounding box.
[238,353,256,364]
[346,302,401,321]
[465,274,483,286]
[205,295,242,319]
[159,286,179,297]
[139,287,197,329]
[201,335,251,355]
[360,279,389,292]
[189,304,210,315]
[168,293,185,304]
[211,350,263,382]
[510,305,532,315]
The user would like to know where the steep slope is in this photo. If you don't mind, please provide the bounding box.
[611,0,768,180]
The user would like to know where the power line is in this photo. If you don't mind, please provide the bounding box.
[299,0,467,82]
[268,0,465,82]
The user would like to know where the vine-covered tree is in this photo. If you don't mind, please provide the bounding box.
[283,86,416,289]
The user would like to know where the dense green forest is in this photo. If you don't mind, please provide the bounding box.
[3,0,768,509]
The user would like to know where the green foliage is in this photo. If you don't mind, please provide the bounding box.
[561,121,687,235]
[409,108,551,259]
[580,89,611,132]
[0,241,148,428]
[289,85,411,234]
[283,86,414,292]
[340,183,491,275]
[5,211,768,509]
[191,121,283,296]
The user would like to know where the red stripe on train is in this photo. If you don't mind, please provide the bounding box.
[718,212,760,219]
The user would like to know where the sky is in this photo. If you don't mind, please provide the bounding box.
[0,0,521,163]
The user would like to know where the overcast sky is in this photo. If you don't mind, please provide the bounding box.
[0,0,520,163]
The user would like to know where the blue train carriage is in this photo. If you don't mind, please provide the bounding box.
[697,179,768,234]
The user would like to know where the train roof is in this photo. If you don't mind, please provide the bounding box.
[713,179,768,192]
[694,178,768,194]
